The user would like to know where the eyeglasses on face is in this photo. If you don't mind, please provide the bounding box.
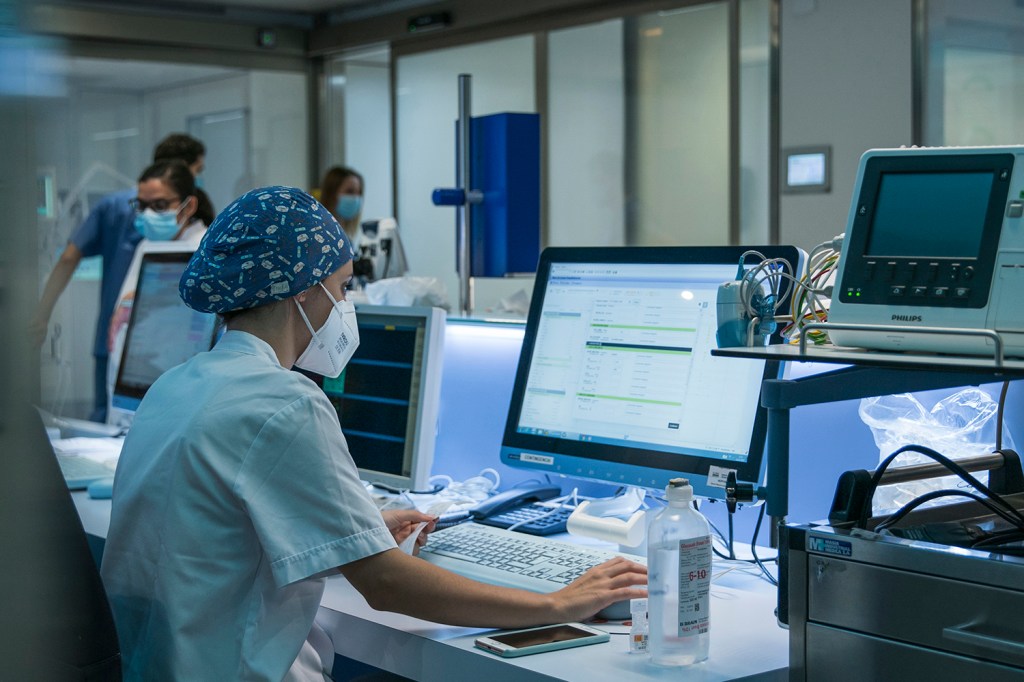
[129,196,181,213]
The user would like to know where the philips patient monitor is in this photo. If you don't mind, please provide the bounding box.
[829,146,1024,357]
[499,246,803,500]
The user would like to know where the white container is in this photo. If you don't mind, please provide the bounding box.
[646,478,712,666]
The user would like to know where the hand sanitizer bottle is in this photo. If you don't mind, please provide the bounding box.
[647,478,712,666]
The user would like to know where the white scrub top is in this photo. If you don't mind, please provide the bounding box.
[101,330,396,681]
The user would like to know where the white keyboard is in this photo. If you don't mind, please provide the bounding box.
[419,522,646,596]
[57,455,115,489]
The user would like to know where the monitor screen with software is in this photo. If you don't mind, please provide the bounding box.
[309,304,445,492]
[111,251,218,416]
[500,246,803,500]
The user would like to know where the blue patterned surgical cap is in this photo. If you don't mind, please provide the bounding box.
[179,186,354,314]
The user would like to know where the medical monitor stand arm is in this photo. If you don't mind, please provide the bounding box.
[430,74,483,317]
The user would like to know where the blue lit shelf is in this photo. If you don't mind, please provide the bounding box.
[711,343,1024,522]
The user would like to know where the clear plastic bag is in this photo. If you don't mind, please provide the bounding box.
[858,388,1015,513]
[363,276,450,310]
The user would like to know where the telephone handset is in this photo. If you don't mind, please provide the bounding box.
[470,482,562,520]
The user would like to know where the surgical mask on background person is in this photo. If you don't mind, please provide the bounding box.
[335,194,362,220]
[134,208,181,241]
[294,283,360,378]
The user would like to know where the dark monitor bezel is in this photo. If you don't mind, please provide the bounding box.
[499,245,802,498]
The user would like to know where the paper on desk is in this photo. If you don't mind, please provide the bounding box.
[51,437,124,465]
[398,501,452,554]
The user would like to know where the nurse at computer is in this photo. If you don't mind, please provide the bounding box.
[100,186,647,681]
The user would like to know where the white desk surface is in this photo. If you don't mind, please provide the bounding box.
[73,492,787,681]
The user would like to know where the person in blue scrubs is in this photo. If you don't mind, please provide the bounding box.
[101,186,647,681]
[30,134,207,422]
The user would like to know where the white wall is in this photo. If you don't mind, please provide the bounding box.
[548,20,625,248]
[148,71,309,200]
[635,4,730,246]
[779,0,913,251]
[343,62,394,222]
[147,74,249,144]
[248,71,309,191]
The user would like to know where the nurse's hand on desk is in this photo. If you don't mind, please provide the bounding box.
[382,509,437,555]
[556,557,648,622]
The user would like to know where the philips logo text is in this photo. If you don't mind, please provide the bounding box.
[891,314,923,322]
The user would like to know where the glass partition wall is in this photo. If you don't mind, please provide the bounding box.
[923,0,1024,146]
[37,55,309,419]
[323,0,773,308]
[324,45,394,223]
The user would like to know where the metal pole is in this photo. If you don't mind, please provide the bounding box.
[766,403,789,546]
[457,74,473,317]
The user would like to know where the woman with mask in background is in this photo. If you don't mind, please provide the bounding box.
[317,165,364,240]
[104,159,209,415]
[100,186,647,681]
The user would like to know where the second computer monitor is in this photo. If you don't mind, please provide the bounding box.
[111,251,218,416]
[500,246,803,500]
[314,305,445,492]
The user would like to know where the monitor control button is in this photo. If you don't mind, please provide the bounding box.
[932,286,949,298]
[911,285,928,297]
[954,286,970,299]
[890,285,906,296]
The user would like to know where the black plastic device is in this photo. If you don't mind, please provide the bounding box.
[474,503,574,536]
[470,483,560,519]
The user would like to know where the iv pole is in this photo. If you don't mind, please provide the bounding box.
[456,74,473,318]
[433,73,483,317]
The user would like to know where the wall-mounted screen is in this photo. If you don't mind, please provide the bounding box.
[783,145,831,193]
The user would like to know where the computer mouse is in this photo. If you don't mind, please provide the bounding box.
[87,477,115,500]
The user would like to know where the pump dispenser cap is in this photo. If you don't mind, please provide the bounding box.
[665,477,694,505]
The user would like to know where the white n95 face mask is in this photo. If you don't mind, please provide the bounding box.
[294,283,360,378]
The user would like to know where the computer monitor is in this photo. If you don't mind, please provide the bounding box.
[499,246,804,500]
[111,252,218,415]
[311,304,445,491]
